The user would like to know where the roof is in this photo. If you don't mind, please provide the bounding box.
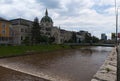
[10,18,33,26]
[10,18,33,22]
[0,17,9,22]
[40,9,53,23]
[40,16,53,23]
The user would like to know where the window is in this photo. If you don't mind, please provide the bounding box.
[25,29,27,32]
[9,25,12,28]
[9,26,14,36]
[46,32,50,35]
[21,28,24,32]
[2,30,5,35]
[21,36,23,40]
[2,23,6,29]
[0,37,1,41]
[40,32,44,34]
[46,28,51,31]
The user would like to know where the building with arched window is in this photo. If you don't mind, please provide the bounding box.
[0,9,74,45]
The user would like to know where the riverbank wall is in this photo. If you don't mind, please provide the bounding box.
[91,47,117,81]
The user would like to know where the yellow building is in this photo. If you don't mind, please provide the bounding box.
[0,17,13,44]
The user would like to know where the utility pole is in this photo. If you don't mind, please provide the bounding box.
[115,0,118,46]
[115,0,119,81]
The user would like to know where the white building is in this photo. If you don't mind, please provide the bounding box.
[76,31,91,43]
[9,9,73,45]
[10,18,33,45]
[39,9,61,44]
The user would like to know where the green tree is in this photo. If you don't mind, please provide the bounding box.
[22,36,30,45]
[68,32,77,43]
[38,35,49,44]
[84,33,92,43]
[49,37,55,44]
[92,36,99,43]
[71,32,77,43]
[31,17,41,44]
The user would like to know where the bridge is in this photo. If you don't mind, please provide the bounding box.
[64,43,115,47]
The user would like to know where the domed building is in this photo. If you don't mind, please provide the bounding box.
[7,9,73,45]
[40,9,53,27]
[40,9,61,44]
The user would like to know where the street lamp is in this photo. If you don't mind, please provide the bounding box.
[115,0,118,45]
[116,8,118,45]
[115,1,119,81]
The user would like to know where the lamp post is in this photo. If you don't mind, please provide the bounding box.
[115,1,119,81]
[115,0,118,46]
[116,8,118,45]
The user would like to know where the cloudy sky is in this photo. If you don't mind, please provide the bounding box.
[0,0,120,39]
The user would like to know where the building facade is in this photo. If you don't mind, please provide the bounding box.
[10,18,33,45]
[4,9,72,45]
[60,29,72,43]
[0,17,13,44]
[76,31,91,43]
[39,9,61,44]
[101,33,107,41]
[0,9,78,45]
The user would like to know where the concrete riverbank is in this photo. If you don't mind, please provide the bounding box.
[0,66,50,81]
[91,47,117,81]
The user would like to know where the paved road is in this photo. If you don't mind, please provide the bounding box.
[0,66,50,81]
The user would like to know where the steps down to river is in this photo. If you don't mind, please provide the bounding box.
[91,48,117,81]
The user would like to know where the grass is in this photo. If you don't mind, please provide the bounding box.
[0,44,73,57]
[105,67,111,73]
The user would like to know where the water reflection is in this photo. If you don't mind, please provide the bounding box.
[0,46,112,81]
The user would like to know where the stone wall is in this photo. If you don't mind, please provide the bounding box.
[91,47,117,81]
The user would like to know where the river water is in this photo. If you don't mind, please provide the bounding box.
[0,46,112,81]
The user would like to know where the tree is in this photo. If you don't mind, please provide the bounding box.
[92,36,99,43]
[39,35,49,43]
[68,32,77,43]
[84,33,92,43]
[49,37,55,44]
[22,36,30,45]
[31,17,41,44]
[72,32,77,43]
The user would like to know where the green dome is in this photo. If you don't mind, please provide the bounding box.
[40,9,53,23]
[41,16,53,23]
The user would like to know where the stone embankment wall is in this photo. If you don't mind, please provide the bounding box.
[91,48,117,81]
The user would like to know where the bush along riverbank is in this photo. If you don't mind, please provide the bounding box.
[0,44,84,58]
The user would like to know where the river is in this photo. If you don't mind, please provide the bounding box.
[0,46,112,81]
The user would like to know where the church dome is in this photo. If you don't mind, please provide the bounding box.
[40,9,53,23]
[41,16,53,23]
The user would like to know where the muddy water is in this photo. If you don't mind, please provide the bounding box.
[0,46,112,81]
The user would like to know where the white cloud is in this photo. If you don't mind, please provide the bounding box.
[0,0,119,39]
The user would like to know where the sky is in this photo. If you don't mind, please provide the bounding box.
[0,0,120,39]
